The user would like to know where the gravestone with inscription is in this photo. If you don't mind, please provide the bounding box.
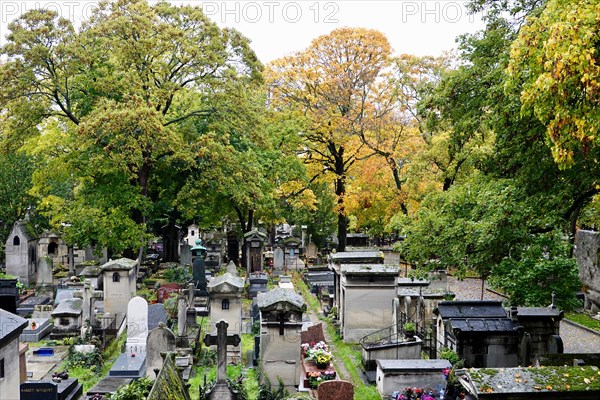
[180,243,192,266]
[20,378,82,400]
[125,296,148,353]
[273,247,284,270]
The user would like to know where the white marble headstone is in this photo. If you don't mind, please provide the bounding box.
[126,296,148,353]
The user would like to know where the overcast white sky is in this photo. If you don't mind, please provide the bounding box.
[0,1,485,63]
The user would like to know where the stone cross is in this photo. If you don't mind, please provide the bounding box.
[203,320,241,382]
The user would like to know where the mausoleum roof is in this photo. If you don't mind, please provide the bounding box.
[257,287,306,312]
[329,251,384,264]
[435,300,507,319]
[52,298,83,317]
[447,318,521,333]
[376,359,451,372]
[0,308,28,348]
[340,263,400,275]
[102,257,137,271]
[207,272,245,293]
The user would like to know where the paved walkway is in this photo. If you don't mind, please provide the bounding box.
[447,276,600,354]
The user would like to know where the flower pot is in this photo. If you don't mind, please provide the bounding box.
[316,361,329,369]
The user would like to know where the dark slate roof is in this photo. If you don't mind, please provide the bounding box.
[329,251,384,264]
[0,308,28,348]
[257,288,306,312]
[436,301,507,319]
[51,298,83,317]
[447,318,521,333]
[148,303,168,332]
[102,258,137,271]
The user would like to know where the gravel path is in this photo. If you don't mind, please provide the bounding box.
[447,276,600,354]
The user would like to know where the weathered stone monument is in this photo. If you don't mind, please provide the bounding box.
[244,229,266,274]
[273,246,285,271]
[36,256,54,287]
[191,239,208,296]
[203,320,241,400]
[180,243,192,266]
[258,288,306,390]
[574,230,600,313]
[318,380,354,400]
[146,323,176,380]
[125,296,149,354]
[208,272,245,363]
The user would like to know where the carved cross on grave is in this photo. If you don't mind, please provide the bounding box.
[203,320,241,382]
[278,312,286,336]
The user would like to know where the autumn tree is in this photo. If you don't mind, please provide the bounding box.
[507,0,600,167]
[1,0,262,256]
[266,28,393,251]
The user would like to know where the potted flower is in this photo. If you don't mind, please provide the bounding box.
[403,322,416,340]
[314,350,332,368]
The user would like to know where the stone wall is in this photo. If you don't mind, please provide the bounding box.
[574,230,600,312]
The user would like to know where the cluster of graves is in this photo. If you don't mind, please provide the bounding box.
[2,221,600,400]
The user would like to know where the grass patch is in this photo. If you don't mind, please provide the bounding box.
[565,312,600,331]
[66,331,127,392]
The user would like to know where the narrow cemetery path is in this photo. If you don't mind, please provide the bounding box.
[308,307,360,382]
[447,276,600,354]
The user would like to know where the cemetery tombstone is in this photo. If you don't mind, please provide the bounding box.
[318,380,354,400]
[180,243,192,266]
[273,247,285,270]
[226,260,237,275]
[36,256,53,286]
[125,296,149,353]
[306,243,318,263]
[145,323,176,380]
[244,229,266,274]
[191,239,208,296]
[227,231,239,266]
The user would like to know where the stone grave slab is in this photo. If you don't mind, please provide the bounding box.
[20,318,52,342]
[458,366,600,399]
[318,380,354,400]
[109,352,146,378]
[125,296,148,353]
[21,378,82,400]
[17,296,51,317]
[86,377,133,397]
